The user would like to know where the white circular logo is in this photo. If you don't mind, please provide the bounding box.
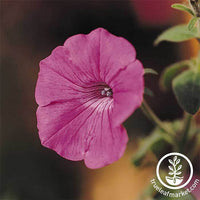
[156,152,193,190]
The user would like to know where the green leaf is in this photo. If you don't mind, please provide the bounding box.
[144,68,158,75]
[171,3,195,16]
[150,121,182,159]
[172,70,200,114]
[132,132,163,166]
[159,60,191,91]
[151,139,171,160]
[144,87,154,97]
[132,126,173,166]
[188,17,198,31]
[154,24,200,45]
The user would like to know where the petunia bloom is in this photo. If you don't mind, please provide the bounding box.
[35,28,144,169]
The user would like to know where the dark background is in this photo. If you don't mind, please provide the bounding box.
[1,0,185,199]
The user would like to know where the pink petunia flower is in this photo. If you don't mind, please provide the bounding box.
[35,28,144,169]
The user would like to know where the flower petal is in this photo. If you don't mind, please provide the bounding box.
[37,100,94,161]
[63,30,102,82]
[98,28,136,83]
[64,28,137,84]
[36,45,101,106]
[110,60,144,126]
[84,103,128,169]
[37,98,128,168]
[36,28,138,107]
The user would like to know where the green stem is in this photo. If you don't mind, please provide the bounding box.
[197,18,200,44]
[179,113,192,151]
[198,18,200,44]
[141,100,176,136]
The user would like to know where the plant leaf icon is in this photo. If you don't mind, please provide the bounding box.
[168,159,173,165]
[176,159,180,165]
[177,165,182,171]
[169,165,174,171]
[173,156,177,162]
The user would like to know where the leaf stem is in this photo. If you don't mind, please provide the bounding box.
[141,100,176,136]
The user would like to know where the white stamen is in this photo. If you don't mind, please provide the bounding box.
[106,91,112,97]
[104,87,110,91]
[101,90,106,96]
[101,87,113,97]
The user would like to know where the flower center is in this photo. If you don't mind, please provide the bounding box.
[101,87,113,97]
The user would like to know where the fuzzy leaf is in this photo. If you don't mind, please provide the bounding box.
[160,60,190,91]
[188,17,198,31]
[154,24,200,45]
[172,70,200,114]
[171,3,195,16]
[151,139,171,159]
[133,123,175,166]
[132,132,163,166]
[168,171,174,175]
[176,171,182,175]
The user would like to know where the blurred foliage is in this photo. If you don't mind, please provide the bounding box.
[173,70,200,114]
